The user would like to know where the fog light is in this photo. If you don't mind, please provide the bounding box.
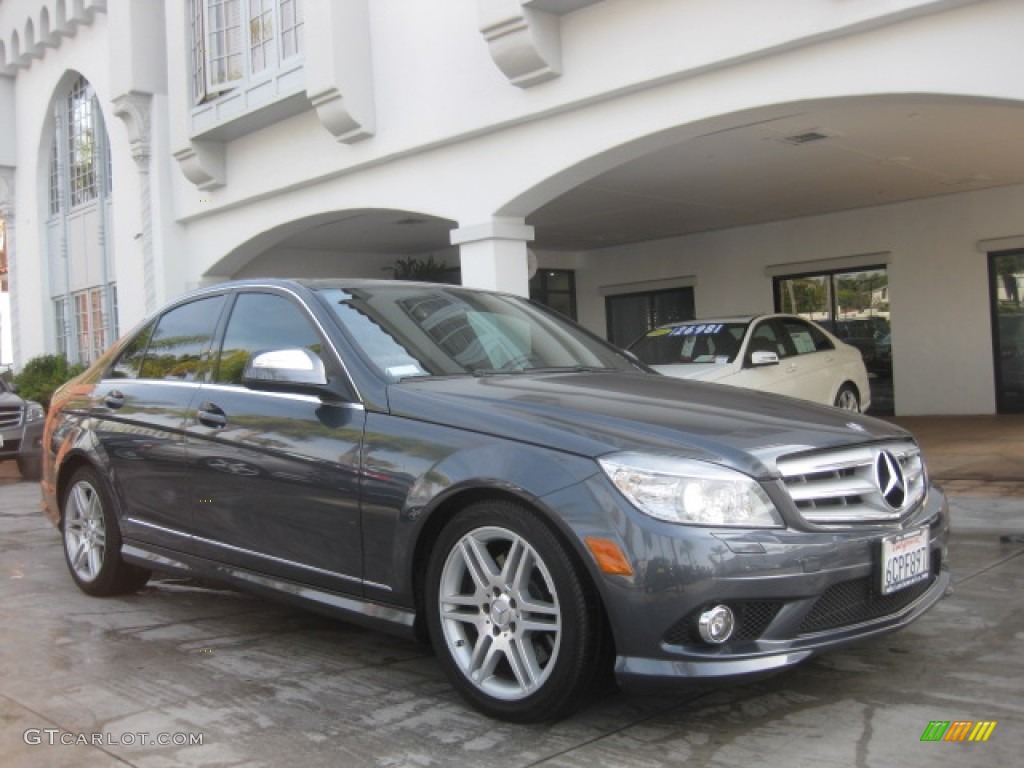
[698,604,735,644]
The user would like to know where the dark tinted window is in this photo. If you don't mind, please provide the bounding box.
[109,320,157,379]
[214,292,325,385]
[138,295,226,381]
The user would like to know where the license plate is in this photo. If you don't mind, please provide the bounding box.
[880,526,930,595]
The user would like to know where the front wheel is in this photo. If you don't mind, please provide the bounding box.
[834,384,861,412]
[61,466,151,596]
[425,500,606,722]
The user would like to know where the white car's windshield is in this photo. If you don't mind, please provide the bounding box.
[629,322,750,365]
[317,284,638,381]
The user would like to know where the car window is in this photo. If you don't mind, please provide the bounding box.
[317,285,635,380]
[109,320,158,379]
[748,321,787,358]
[630,322,748,365]
[214,292,327,385]
[138,295,227,381]
[779,318,834,355]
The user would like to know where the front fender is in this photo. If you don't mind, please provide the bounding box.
[359,412,600,607]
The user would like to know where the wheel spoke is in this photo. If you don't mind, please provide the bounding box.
[87,545,102,578]
[461,536,499,590]
[470,633,499,681]
[500,537,526,587]
[505,637,539,691]
[71,541,89,572]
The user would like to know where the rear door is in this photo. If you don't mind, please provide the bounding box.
[185,289,366,595]
[92,293,228,553]
[774,317,839,405]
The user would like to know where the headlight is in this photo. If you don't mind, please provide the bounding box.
[25,402,45,422]
[598,452,783,528]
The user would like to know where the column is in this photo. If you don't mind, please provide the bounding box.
[450,218,534,297]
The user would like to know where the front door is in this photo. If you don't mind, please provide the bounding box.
[185,290,366,595]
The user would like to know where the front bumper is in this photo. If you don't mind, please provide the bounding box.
[542,474,951,693]
[0,416,44,463]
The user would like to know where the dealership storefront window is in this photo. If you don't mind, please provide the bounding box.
[530,269,577,320]
[990,250,1024,414]
[774,266,892,415]
[606,287,695,348]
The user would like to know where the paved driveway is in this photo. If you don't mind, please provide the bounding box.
[0,476,1020,768]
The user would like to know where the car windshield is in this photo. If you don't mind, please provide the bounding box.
[629,321,750,365]
[316,284,638,381]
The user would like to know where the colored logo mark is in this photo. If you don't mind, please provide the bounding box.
[920,721,997,742]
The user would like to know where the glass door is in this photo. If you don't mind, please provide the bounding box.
[990,250,1024,413]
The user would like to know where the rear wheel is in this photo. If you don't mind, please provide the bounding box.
[425,500,606,722]
[61,466,151,596]
[834,384,861,412]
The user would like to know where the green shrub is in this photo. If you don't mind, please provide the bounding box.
[13,355,86,411]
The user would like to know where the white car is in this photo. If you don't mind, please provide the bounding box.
[628,313,871,412]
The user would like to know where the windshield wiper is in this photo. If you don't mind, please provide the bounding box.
[523,365,618,373]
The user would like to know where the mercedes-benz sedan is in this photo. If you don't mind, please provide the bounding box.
[629,314,871,412]
[42,279,949,721]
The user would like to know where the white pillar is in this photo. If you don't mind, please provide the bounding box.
[450,218,534,297]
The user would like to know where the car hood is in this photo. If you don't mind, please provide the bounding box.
[649,363,734,382]
[386,371,906,478]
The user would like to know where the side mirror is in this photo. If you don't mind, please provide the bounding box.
[242,349,328,392]
[749,350,780,367]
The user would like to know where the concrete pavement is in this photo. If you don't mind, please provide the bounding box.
[1,442,1021,767]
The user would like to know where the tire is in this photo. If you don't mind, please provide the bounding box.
[833,384,861,412]
[425,500,607,722]
[16,456,41,481]
[60,466,151,596]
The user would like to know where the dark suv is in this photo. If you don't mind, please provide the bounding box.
[42,279,950,722]
[0,376,45,480]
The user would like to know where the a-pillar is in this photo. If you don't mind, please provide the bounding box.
[450,218,534,297]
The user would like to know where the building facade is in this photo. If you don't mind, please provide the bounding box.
[2,0,1024,414]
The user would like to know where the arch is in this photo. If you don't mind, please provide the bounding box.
[41,70,117,365]
[204,209,459,280]
[492,93,1024,225]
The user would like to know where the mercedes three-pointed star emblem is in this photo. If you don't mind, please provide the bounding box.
[875,450,906,510]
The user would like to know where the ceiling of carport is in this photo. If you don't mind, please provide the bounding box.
[529,99,1024,250]
[274,99,1024,255]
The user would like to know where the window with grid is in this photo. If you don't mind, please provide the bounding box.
[67,77,98,207]
[54,299,69,359]
[191,0,305,105]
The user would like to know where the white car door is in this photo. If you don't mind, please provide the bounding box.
[773,317,839,406]
[726,319,799,397]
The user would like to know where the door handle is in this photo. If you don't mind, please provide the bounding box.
[197,402,227,429]
[103,390,125,409]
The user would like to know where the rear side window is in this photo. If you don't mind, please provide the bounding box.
[780,318,834,355]
[137,295,227,381]
[214,292,326,385]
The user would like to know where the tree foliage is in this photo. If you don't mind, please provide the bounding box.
[383,255,461,284]
[13,355,86,410]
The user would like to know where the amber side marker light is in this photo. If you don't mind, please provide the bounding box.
[584,537,634,576]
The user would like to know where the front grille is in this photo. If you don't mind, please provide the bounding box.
[776,440,926,526]
[798,552,940,634]
[0,406,23,429]
[664,600,783,646]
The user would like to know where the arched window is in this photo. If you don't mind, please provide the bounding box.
[47,75,116,365]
